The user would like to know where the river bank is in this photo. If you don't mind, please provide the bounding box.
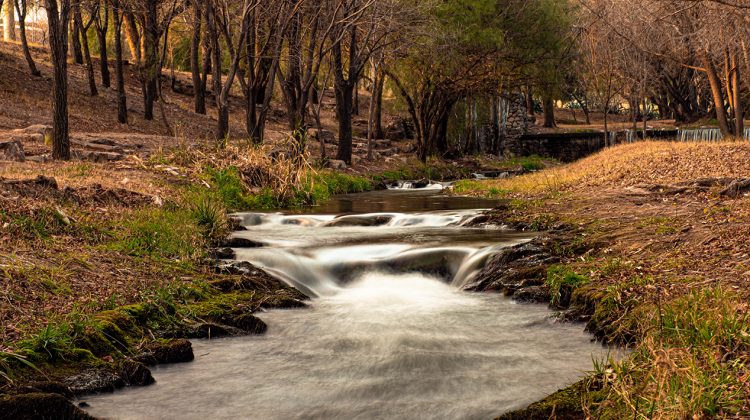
[457,141,750,418]
[0,139,552,417]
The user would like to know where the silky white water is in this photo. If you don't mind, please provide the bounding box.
[82,190,609,419]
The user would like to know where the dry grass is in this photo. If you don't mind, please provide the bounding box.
[456,141,750,196]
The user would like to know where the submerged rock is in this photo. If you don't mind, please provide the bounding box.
[0,392,94,420]
[325,215,392,227]
[221,237,264,248]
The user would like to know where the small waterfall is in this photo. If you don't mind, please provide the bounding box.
[227,211,531,297]
[675,128,750,142]
[387,181,446,190]
[625,129,636,143]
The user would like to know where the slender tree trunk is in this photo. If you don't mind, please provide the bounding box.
[732,52,744,138]
[199,7,211,117]
[14,0,40,76]
[70,5,83,64]
[542,95,556,128]
[334,81,354,164]
[373,71,384,139]
[366,63,376,160]
[581,102,591,124]
[353,78,359,116]
[525,85,535,123]
[142,0,159,121]
[642,97,648,140]
[113,3,127,124]
[190,1,205,114]
[436,114,449,155]
[699,50,731,137]
[45,0,71,160]
[76,10,98,96]
[603,106,609,148]
[95,1,110,88]
[206,1,227,141]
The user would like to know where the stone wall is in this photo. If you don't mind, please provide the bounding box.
[500,93,530,156]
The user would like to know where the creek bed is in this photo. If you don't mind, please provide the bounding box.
[83,189,609,419]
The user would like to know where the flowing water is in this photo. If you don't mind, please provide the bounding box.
[83,189,610,419]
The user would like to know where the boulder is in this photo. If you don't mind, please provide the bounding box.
[328,159,347,170]
[72,150,125,163]
[63,369,125,395]
[136,339,195,365]
[0,140,25,162]
[225,313,268,334]
[118,360,155,386]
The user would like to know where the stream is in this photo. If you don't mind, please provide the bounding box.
[83,189,609,419]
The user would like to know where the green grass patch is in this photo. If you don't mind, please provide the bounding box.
[546,265,589,307]
[107,207,203,261]
[595,287,750,418]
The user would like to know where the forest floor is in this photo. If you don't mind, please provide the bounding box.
[455,141,750,418]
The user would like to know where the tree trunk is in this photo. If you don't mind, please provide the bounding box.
[525,85,535,122]
[582,103,591,124]
[366,62,376,160]
[122,10,140,64]
[732,52,744,138]
[142,0,159,121]
[642,97,648,140]
[95,1,110,88]
[699,50,731,137]
[199,2,211,116]
[76,9,98,96]
[373,71,384,139]
[45,0,71,160]
[334,81,354,164]
[190,1,205,114]
[353,78,359,116]
[70,9,83,65]
[207,1,227,142]
[2,0,15,41]
[113,3,127,124]
[542,95,556,128]
[436,114,448,155]
[14,0,40,76]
